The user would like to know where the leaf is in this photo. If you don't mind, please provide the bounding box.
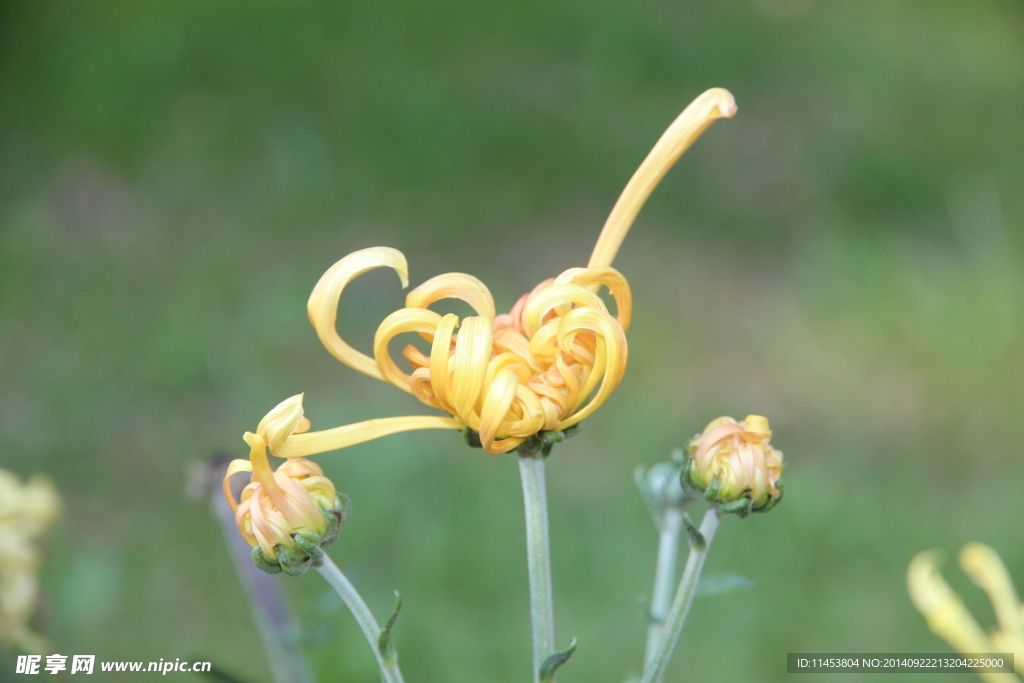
[377,591,402,666]
[682,512,706,551]
[540,637,578,682]
[695,574,755,598]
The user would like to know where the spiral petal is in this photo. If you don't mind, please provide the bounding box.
[307,247,410,381]
[406,272,496,319]
[373,307,443,392]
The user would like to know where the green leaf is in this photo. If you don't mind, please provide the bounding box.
[695,574,755,598]
[377,591,402,666]
[540,637,578,682]
[682,512,706,551]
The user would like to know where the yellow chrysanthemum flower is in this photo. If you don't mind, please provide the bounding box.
[0,468,60,653]
[244,88,737,461]
[908,544,1024,682]
[685,415,784,514]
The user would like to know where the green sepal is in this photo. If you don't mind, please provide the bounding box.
[377,591,402,667]
[703,476,721,502]
[682,512,706,551]
[274,543,315,577]
[292,533,325,567]
[717,496,753,518]
[251,546,282,574]
[517,425,582,459]
[462,426,483,449]
[539,637,578,683]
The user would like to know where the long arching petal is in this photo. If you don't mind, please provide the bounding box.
[275,415,463,458]
[307,247,409,381]
[589,88,737,269]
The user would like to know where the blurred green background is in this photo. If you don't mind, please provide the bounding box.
[2,1,1023,681]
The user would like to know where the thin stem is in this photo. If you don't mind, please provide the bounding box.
[211,458,313,683]
[644,506,684,668]
[519,450,556,683]
[640,508,721,683]
[316,554,405,683]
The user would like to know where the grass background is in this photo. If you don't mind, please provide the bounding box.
[1,1,1022,681]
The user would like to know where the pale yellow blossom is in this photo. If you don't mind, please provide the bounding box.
[0,468,60,653]
[908,545,1023,682]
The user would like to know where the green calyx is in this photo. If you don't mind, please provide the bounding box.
[251,504,347,577]
[679,451,784,518]
[463,425,580,458]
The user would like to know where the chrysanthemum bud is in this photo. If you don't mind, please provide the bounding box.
[685,415,783,516]
[225,454,346,577]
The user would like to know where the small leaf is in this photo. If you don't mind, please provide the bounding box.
[695,574,755,598]
[682,512,706,551]
[377,591,402,666]
[540,637,578,682]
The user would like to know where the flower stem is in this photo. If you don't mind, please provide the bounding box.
[644,506,684,668]
[315,554,405,683]
[640,508,721,683]
[519,450,556,683]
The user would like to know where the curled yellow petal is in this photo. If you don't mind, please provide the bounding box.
[959,543,1024,645]
[243,431,302,528]
[223,458,254,512]
[256,394,307,452]
[555,266,633,332]
[449,316,492,420]
[406,272,496,319]
[307,247,409,381]
[554,306,627,430]
[479,367,520,452]
[373,307,443,393]
[522,283,607,338]
[274,415,464,458]
[907,551,996,656]
[429,313,460,414]
[589,88,737,269]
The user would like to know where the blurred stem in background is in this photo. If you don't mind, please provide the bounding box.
[644,506,684,668]
[201,456,314,683]
[640,508,722,683]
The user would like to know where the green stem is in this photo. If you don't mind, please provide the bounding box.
[519,450,556,683]
[644,506,684,668]
[316,554,405,683]
[639,508,721,683]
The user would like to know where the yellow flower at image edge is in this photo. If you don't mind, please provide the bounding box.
[0,468,60,653]
[908,545,1024,681]
[247,88,737,463]
[685,415,784,515]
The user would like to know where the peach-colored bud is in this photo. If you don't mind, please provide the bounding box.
[225,456,344,576]
[686,415,784,513]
